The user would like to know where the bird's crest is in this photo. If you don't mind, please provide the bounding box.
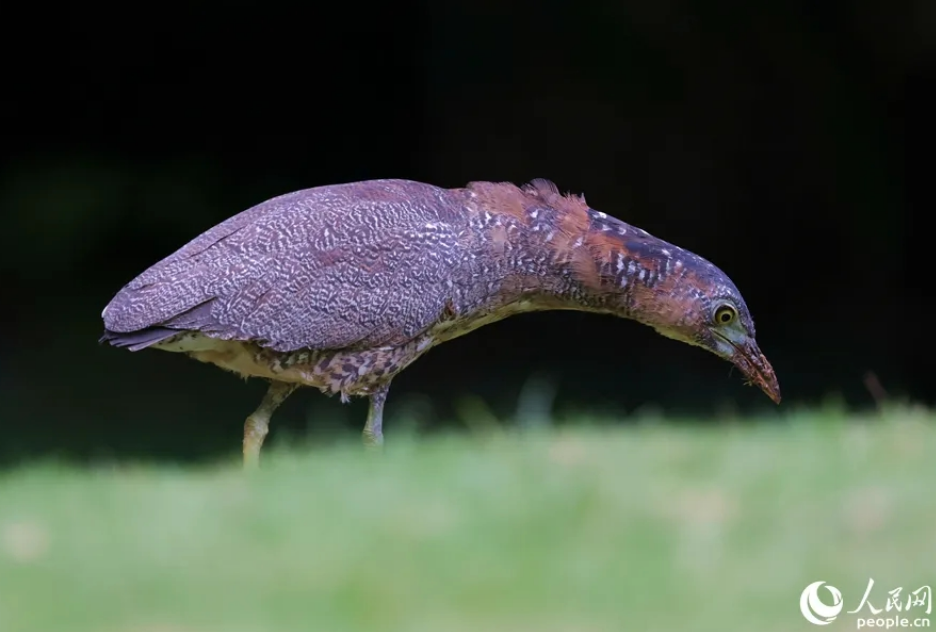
[520,178,588,215]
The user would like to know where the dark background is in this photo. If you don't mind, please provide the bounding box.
[2,1,932,464]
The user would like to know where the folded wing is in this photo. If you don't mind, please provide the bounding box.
[101,179,462,352]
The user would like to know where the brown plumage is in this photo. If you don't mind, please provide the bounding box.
[101,178,780,465]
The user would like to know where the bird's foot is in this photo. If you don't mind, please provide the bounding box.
[362,427,384,452]
[362,381,390,453]
[243,414,269,469]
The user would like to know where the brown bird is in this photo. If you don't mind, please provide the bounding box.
[101,178,780,466]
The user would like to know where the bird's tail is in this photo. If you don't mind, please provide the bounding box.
[99,327,179,352]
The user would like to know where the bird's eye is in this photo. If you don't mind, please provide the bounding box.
[714,305,737,325]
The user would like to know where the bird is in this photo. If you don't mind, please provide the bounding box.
[100,177,780,467]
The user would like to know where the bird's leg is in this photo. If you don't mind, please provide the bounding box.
[243,381,297,469]
[362,382,391,450]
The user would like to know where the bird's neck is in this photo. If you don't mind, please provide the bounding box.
[455,179,714,334]
[458,179,693,321]
[459,222,621,319]
[492,244,621,317]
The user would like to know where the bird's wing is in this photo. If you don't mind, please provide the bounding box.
[102,179,464,352]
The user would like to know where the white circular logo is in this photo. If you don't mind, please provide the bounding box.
[800,581,844,625]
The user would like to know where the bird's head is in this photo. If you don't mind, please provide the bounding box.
[581,219,781,404]
[649,282,780,404]
[619,243,781,404]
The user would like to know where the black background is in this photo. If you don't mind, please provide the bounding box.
[2,0,932,464]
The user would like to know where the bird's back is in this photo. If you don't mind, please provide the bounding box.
[102,179,470,352]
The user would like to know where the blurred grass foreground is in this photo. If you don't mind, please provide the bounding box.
[1,407,934,632]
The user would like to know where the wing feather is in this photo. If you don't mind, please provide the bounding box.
[102,179,464,352]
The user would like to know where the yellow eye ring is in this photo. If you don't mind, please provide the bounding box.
[714,305,737,325]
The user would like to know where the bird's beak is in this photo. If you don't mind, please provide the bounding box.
[721,334,781,404]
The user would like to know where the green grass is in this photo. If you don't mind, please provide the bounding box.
[1,407,934,632]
